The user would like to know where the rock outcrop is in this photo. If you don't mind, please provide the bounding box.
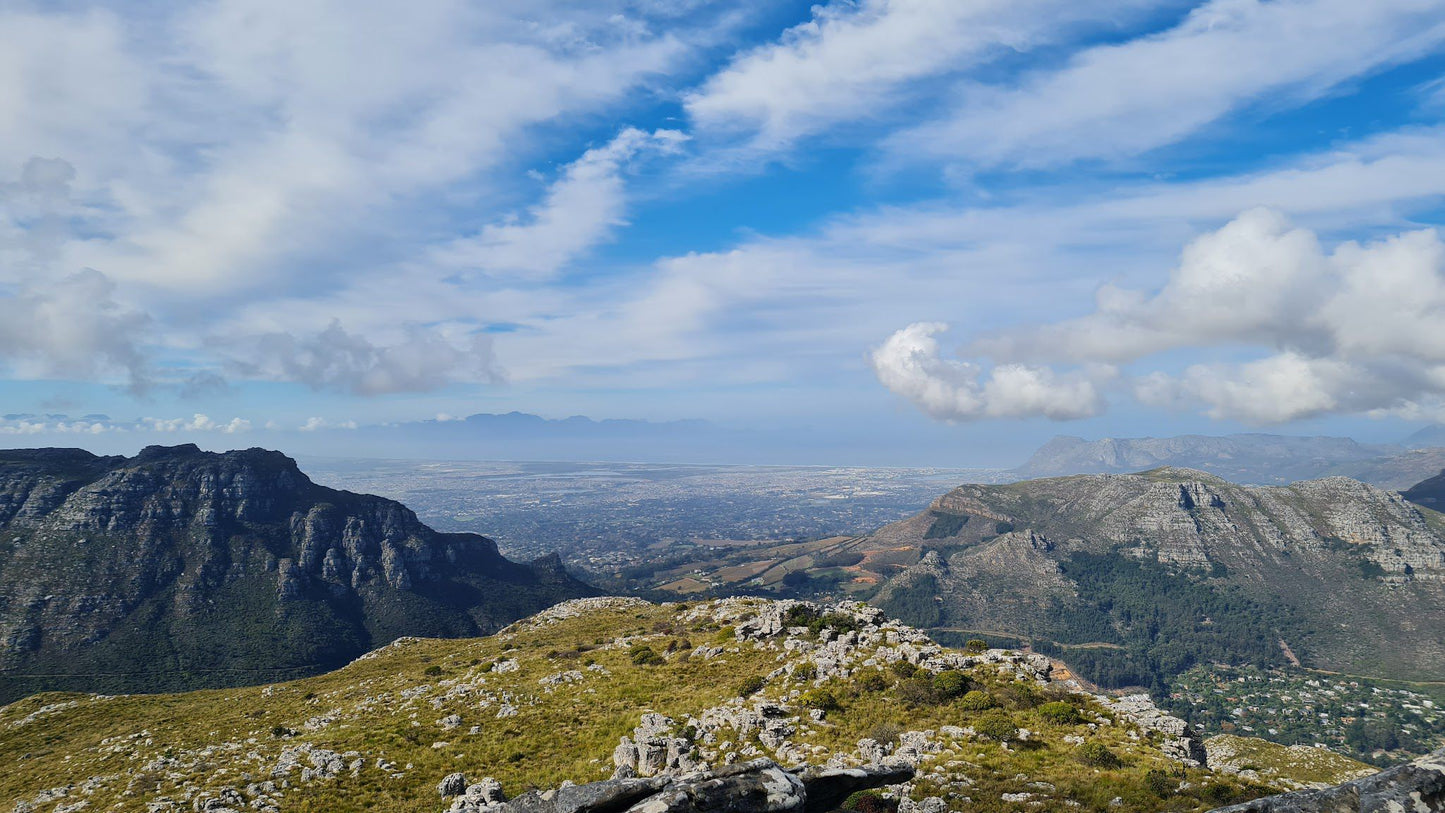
[441,760,914,813]
[1208,746,1445,812]
[0,445,594,702]
[868,467,1445,682]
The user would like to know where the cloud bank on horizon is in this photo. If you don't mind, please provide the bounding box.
[3,0,1445,456]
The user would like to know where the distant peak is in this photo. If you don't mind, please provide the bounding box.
[135,443,203,461]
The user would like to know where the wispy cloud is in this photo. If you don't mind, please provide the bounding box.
[429,128,687,279]
[685,0,1165,157]
[890,0,1445,168]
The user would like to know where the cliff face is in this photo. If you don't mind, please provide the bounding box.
[870,468,1445,683]
[0,445,592,702]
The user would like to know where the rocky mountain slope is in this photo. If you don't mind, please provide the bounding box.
[1014,434,1445,490]
[3,597,1376,812]
[864,468,1445,687]
[0,445,592,702]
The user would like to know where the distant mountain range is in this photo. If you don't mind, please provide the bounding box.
[859,467,1445,690]
[0,444,592,702]
[1013,433,1445,489]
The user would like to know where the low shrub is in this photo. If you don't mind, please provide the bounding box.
[895,677,939,707]
[867,721,902,746]
[1075,741,1123,768]
[629,645,665,666]
[736,675,765,697]
[931,670,970,699]
[958,690,995,711]
[1145,769,1175,798]
[974,709,1016,741]
[1037,700,1081,725]
[843,790,898,813]
[856,670,889,692]
[889,661,918,679]
[801,687,841,711]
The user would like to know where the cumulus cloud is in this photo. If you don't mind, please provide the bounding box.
[238,321,501,395]
[141,414,252,434]
[870,322,1108,420]
[876,209,1445,423]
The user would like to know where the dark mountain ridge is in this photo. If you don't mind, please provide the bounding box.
[0,444,592,702]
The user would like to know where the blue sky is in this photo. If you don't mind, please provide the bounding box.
[3,0,1445,465]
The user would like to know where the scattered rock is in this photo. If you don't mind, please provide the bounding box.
[439,773,469,797]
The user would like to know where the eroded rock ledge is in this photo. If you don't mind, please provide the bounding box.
[1208,747,1445,812]
[440,759,915,813]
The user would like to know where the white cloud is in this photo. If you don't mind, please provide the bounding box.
[875,210,1445,423]
[870,322,1108,420]
[234,321,501,396]
[0,1,714,398]
[892,0,1445,167]
[299,416,359,431]
[0,413,252,435]
[686,0,1164,153]
[140,414,252,433]
[0,268,151,393]
[430,128,686,278]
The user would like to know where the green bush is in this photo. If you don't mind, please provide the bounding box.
[629,645,665,666]
[423,665,443,677]
[931,670,970,699]
[793,662,817,681]
[999,681,1042,709]
[964,639,988,653]
[1075,741,1123,768]
[801,687,841,711]
[958,690,995,711]
[856,670,889,692]
[974,710,1016,741]
[1037,700,1080,725]
[736,675,765,697]
[1145,769,1175,798]
[889,661,918,679]
[895,677,939,707]
[842,790,898,813]
[867,722,902,746]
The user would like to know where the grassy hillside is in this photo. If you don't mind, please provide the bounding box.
[4,598,1375,813]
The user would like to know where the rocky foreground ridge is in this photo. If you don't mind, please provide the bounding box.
[0,445,592,701]
[5,596,1383,812]
[435,749,1445,813]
